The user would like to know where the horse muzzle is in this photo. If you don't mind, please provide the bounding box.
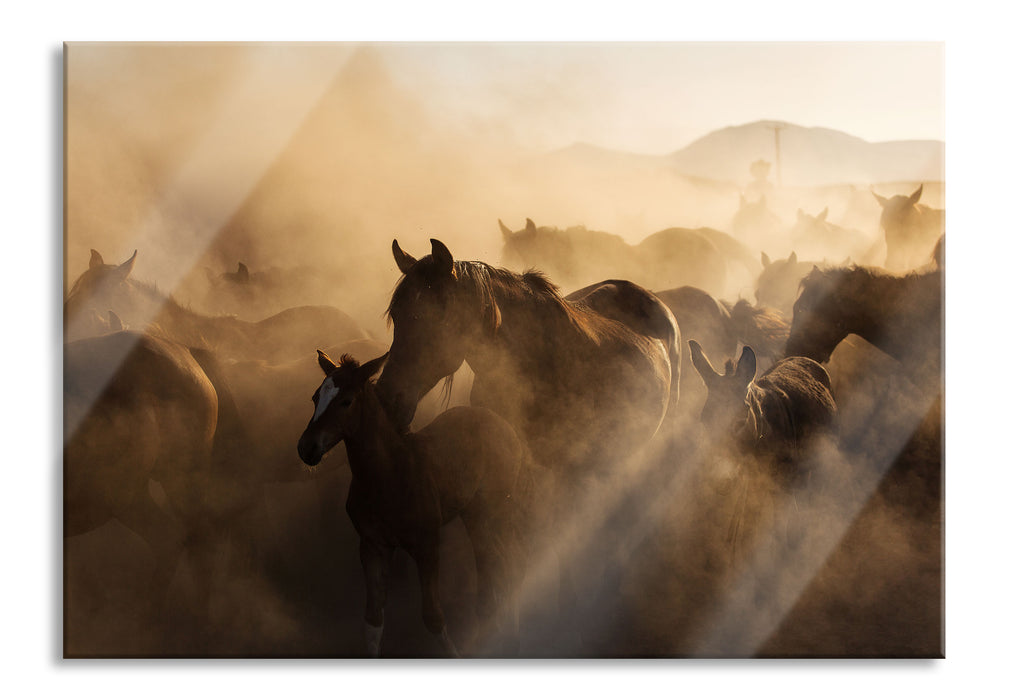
[297,433,325,466]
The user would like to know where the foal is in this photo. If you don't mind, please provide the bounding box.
[297,352,528,657]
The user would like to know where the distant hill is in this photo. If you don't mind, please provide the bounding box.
[665,120,944,187]
[542,121,944,189]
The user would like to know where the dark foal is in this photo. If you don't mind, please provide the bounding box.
[298,352,528,657]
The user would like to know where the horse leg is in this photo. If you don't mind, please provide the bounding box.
[410,535,459,658]
[360,536,392,657]
[462,508,511,655]
[114,488,185,637]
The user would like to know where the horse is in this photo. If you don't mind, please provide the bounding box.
[654,286,735,419]
[789,206,874,264]
[64,331,250,652]
[187,259,342,320]
[500,218,755,297]
[723,298,790,368]
[785,265,942,396]
[377,239,677,475]
[297,352,530,657]
[688,340,837,561]
[731,194,784,245]
[375,240,677,647]
[872,185,945,273]
[65,249,369,362]
[754,251,816,319]
[688,341,836,470]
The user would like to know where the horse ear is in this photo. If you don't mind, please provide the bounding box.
[89,249,104,269]
[842,256,852,267]
[872,191,889,207]
[107,310,123,331]
[317,349,338,375]
[115,250,137,280]
[524,218,536,235]
[907,184,923,206]
[689,339,719,386]
[734,346,757,385]
[430,239,455,278]
[817,207,828,222]
[236,262,250,283]
[787,251,798,265]
[498,219,514,240]
[358,352,389,381]
[392,240,417,275]
[761,251,771,268]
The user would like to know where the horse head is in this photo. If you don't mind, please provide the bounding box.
[378,239,498,430]
[873,184,924,240]
[297,351,388,467]
[754,251,807,315]
[785,266,849,363]
[689,340,757,436]
[65,249,138,341]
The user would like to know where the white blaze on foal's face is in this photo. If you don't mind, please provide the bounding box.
[313,375,341,422]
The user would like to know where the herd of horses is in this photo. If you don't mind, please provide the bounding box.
[63,185,944,657]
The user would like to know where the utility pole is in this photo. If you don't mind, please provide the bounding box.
[766,122,786,187]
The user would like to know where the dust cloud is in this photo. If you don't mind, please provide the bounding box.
[63,43,943,658]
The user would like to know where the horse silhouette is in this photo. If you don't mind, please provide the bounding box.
[789,206,873,264]
[65,331,251,647]
[785,265,942,395]
[688,341,836,470]
[872,185,945,272]
[731,194,784,243]
[654,286,735,418]
[377,239,677,474]
[65,249,369,362]
[500,218,756,296]
[298,352,530,657]
[754,251,817,319]
[375,239,678,649]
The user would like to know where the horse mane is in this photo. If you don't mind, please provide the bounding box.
[727,299,789,357]
[798,264,935,297]
[387,258,604,342]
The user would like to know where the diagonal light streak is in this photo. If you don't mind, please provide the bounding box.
[64,44,354,442]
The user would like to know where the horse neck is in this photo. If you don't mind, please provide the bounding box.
[342,384,410,486]
[151,287,254,348]
[839,272,935,360]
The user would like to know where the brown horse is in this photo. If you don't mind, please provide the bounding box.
[872,185,945,272]
[375,240,677,648]
[377,239,677,477]
[754,251,815,319]
[688,341,836,469]
[654,286,735,418]
[785,265,942,395]
[789,207,873,264]
[65,249,369,362]
[500,218,756,296]
[65,331,250,651]
[298,352,529,657]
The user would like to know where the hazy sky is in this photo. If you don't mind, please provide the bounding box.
[380,42,944,154]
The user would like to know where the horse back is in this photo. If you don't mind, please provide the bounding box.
[64,332,219,534]
[748,357,837,447]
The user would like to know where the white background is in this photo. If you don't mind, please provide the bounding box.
[3,1,1003,697]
